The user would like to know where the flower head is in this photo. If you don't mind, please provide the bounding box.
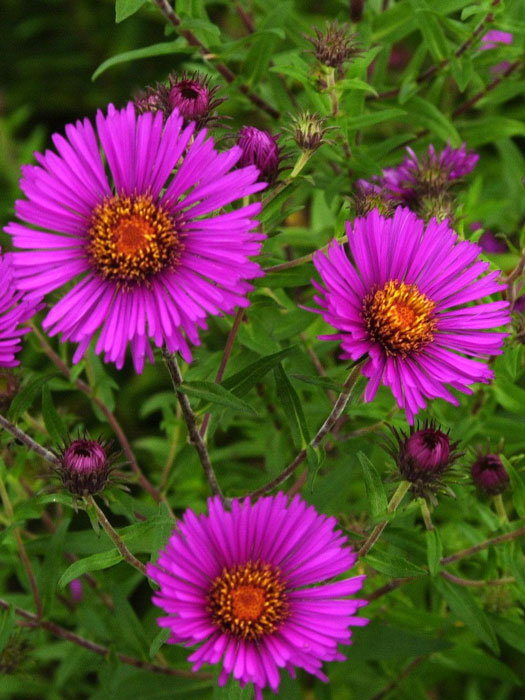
[167,72,225,126]
[0,252,41,367]
[5,103,265,372]
[147,494,367,698]
[471,453,509,495]
[310,207,510,422]
[57,437,114,496]
[305,21,360,70]
[290,111,328,152]
[357,143,479,208]
[385,421,461,496]
[237,126,280,183]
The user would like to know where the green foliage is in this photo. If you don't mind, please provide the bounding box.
[1,0,525,698]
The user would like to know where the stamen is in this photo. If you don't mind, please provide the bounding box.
[363,280,436,357]
[207,561,289,640]
[87,193,183,288]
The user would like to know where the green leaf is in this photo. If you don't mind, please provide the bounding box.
[58,550,123,589]
[347,108,407,131]
[500,456,525,517]
[491,617,525,654]
[358,451,388,521]
[306,445,325,492]
[178,381,258,416]
[273,364,310,448]
[350,622,450,660]
[405,96,461,145]
[409,0,449,61]
[459,117,525,147]
[244,30,283,86]
[450,56,473,92]
[256,263,315,289]
[366,550,427,578]
[0,604,15,654]
[213,675,254,699]
[222,347,296,397]
[92,40,192,80]
[149,628,170,659]
[41,385,66,445]
[433,646,520,684]
[8,371,58,422]
[115,0,148,23]
[435,578,499,652]
[426,528,443,576]
[337,78,378,96]
[492,377,525,415]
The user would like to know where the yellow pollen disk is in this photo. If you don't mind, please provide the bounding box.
[87,193,183,287]
[363,280,436,357]
[207,561,289,641]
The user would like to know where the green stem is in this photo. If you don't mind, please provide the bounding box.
[358,480,411,557]
[493,494,509,524]
[419,498,434,530]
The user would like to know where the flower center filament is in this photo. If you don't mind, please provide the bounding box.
[87,193,183,287]
[207,561,289,640]
[363,280,436,357]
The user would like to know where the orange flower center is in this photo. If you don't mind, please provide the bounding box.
[362,280,436,357]
[207,561,289,640]
[87,193,183,287]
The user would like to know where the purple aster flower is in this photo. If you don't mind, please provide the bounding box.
[358,143,478,205]
[0,251,41,367]
[471,453,509,495]
[237,126,280,184]
[310,207,510,422]
[480,30,513,51]
[5,103,266,372]
[147,493,367,698]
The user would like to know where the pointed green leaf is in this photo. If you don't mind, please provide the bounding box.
[358,451,388,521]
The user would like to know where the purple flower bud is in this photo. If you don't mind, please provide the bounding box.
[58,438,113,496]
[168,78,210,122]
[479,231,508,254]
[404,428,451,474]
[471,454,510,495]
[237,126,280,183]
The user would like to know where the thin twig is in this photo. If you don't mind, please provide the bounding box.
[0,473,43,618]
[247,359,366,499]
[440,523,525,565]
[151,0,279,119]
[85,496,146,576]
[370,656,425,700]
[0,598,210,679]
[32,326,166,507]
[162,351,225,503]
[452,58,522,118]
[200,308,245,438]
[440,571,515,588]
[0,413,59,465]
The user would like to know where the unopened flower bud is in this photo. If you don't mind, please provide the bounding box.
[0,368,19,412]
[305,21,361,69]
[291,111,327,152]
[58,438,113,497]
[237,126,280,183]
[471,453,509,495]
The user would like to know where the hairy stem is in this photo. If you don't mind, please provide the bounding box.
[162,350,225,503]
[247,359,366,499]
[0,597,210,679]
[85,496,146,576]
[0,413,59,465]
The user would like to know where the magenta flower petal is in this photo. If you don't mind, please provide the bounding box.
[310,207,510,422]
[0,252,42,367]
[5,103,266,371]
[481,30,513,50]
[147,494,367,696]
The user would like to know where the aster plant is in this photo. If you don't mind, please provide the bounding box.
[2,1,525,699]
